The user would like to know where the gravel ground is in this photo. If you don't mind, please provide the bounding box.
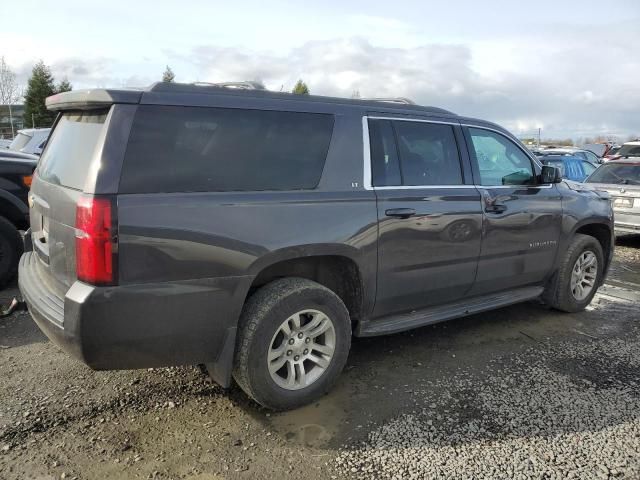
[1,236,639,479]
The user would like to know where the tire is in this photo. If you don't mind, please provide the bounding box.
[542,233,604,313]
[0,216,22,288]
[233,277,351,410]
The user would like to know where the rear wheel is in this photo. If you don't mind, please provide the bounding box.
[0,216,22,288]
[543,233,604,312]
[233,277,351,410]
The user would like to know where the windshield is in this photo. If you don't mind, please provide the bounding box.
[586,163,640,185]
[617,144,640,157]
[9,132,32,151]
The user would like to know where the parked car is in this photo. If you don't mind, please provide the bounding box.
[0,139,12,149]
[537,148,602,165]
[0,155,37,285]
[538,154,598,182]
[585,159,640,235]
[8,128,50,155]
[606,141,640,161]
[19,83,614,410]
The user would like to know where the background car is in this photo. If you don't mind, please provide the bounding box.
[538,154,598,182]
[8,128,50,155]
[585,159,640,235]
[537,147,602,165]
[606,141,640,161]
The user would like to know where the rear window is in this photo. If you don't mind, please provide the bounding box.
[120,105,334,193]
[37,110,109,190]
[586,164,640,185]
[9,132,32,151]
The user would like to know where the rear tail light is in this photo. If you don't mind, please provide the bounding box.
[75,195,118,285]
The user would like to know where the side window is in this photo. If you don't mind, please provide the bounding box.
[368,119,401,187]
[584,150,600,164]
[393,121,463,185]
[121,106,334,193]
[582,160,597,177]
[468,128,535,186]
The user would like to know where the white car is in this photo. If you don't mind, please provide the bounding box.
[0,139,12,149]
[8,128,51,155]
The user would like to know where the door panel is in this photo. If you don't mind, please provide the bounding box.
[464,126,563,295]
[374,188,483,317]
[470,186,562,295]
[367,117,482,318]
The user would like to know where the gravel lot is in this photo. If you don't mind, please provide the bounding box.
[1,236,639,480]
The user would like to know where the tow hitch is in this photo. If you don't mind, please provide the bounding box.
[0,298,27,318]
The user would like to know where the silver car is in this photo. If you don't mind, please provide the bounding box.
[585,159,640,234]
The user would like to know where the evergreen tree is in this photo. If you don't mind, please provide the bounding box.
[56,77,73,93]
[23,61,56,128]
[162,66,175,83]
[292,79,309,95]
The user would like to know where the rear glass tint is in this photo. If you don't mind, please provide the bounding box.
[37,110,109,190]
[120,106,334,193]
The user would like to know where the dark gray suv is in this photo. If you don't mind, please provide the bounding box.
[19,83,614,410]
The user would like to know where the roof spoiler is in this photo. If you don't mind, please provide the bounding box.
[46,88,143,111]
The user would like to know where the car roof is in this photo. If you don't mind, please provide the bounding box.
[45,82,524,142]
[539,154,583,160]
[622,141,640,146]
[16,128,50,135]
[46,82,456,117]
[607,158,640,165]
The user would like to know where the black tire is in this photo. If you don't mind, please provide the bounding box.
[0,216,22,288]
[233,277,351,410]
[542,233,604,313]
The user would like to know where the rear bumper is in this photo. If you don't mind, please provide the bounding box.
[19,251,251,385]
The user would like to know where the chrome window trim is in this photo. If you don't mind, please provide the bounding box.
[368,115,459,126]
[362,116,373,190]
[362,116,553,190]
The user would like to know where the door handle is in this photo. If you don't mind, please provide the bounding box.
[385,208,416,219]
[485,204,507,214]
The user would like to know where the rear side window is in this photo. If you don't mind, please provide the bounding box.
[37,110,109,190]
[120,106,334,193]
[394,121,463,185]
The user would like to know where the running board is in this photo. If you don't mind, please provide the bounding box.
[358,286,544,337]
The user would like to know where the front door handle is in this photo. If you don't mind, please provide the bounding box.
[485,204,507,214]
[385,208,416,219]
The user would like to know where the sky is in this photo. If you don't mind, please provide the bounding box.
[2,0,639,140]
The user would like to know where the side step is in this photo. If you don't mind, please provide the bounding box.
[357,286,544,337]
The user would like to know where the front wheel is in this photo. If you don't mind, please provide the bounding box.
[233,277,351,410]
[543,233,604,312]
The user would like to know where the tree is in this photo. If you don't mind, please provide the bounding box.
[0,56,21,136]
[56,77,72,93]
[162,65,175,83]
[23,61,56,128]
[292,79,309,95]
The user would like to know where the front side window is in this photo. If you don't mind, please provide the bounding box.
[394,121,463,186]
[468,128,535,186]
[121,106,334,193]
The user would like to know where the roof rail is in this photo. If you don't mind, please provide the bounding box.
[360,97,416,105]
[191,81,266,90]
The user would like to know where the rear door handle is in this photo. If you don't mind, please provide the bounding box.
[485,204,507,214]
[385,208,416,219]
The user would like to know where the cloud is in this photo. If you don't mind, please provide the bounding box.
[173,33,639,138]
[7,23,639,139]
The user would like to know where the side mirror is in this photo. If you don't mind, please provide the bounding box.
[540,165,562,184]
